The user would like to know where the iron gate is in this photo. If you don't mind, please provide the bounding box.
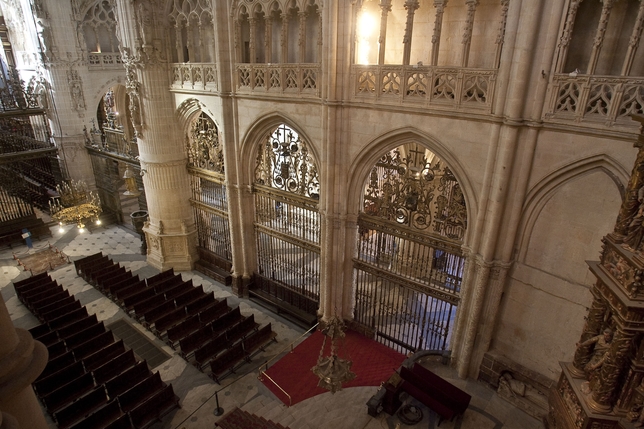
[251,124,320,322]
[353,145,467,354]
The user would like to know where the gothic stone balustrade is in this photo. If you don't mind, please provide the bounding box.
[352,65,496,113]
[171,63,218,92]
[87,53,123,70]
[235,63,320,97]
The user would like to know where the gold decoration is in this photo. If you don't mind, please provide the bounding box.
[49,180,102,230]
[311,317,356,393]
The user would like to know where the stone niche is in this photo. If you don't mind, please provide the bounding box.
[479,352,554,420]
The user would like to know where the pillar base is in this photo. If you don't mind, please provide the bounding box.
[569,364,587,378]
[144,229,198,272]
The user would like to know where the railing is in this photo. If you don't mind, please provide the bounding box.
[545,73,644,127]
[171,63,218,92]
[258,322,319,407]
[87,52,122,70]
[352,65,497,112]
[236,63,320,96]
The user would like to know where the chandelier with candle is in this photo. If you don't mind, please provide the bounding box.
[49,180,102,231]
[311,317,356,393]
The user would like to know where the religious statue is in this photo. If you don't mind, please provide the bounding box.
[624,187,644,252]
[576,328,613,373]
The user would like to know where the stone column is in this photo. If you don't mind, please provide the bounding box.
[298,10,307,63]
[175,23,184,63]
[461,0,479,67]
[0,298,48,429]
[556,0,584,73]
[587,0,616,74]
[589,322,636,413]
[571,289,608,377]
[378,0,392,65]
[494,0,510,68]
[115,0,197,272]
[621,0,644,76]
[430,0,447,66]
[249,17,257,63]
[280,12,289,63]
[402,0,419,65]
[265,16,273,63]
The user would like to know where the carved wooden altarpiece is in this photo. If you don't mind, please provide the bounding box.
[549,115,644,429]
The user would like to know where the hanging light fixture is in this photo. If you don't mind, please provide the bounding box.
[122,164,141,196]
[49,180,102,230]
[311,317,356,393]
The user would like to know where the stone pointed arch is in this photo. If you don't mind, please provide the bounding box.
[239,112,321,188]
[517,154,628,263]
[175,97,219,136]
[347,127,477,245]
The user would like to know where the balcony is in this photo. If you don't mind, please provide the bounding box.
[87,52,122,70]
[544,74,644,128]
[171,63,218,92]
[235,64,320,97]
[352,65,497,113]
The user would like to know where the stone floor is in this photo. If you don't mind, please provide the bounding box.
[0,223,545,429]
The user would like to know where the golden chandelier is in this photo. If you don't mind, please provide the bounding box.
[49,180,102,231]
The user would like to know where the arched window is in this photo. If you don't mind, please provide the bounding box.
[82,1,119,53]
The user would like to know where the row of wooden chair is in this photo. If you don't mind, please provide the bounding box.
[72,252,278,383]
[12,273,180,429]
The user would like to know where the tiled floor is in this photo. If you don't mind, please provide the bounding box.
[0,223,545,429]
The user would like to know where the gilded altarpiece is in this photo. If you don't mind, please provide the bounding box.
[549,116,644,429]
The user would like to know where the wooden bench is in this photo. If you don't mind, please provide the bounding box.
[41,372,95,413]
[49,307,89,330]
[68,400,124,429]
[58,314,99,340]
[109,276,141,298]
[64,322,106,349]
[54,387,108,429]
[34,361,85,397]
[71,331,115,360]
[194,332,229,369]
[83,340,127,372]
[145,269,175,288]
[389,363,471,425]
[129,384,180,429]
[74,253,104,275]
[38,351,76,380]
[210,342,245,383]
[105,361,151,398]
[102,271,135,294]
[242,323,277,359]
[92,349,137,385]
[117,372,165,413]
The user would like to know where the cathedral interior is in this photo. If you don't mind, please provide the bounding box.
[1,0,644,428]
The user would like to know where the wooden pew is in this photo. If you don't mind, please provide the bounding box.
[92,349,137,385]
[129,384,180,429]
[105,361,151,398]
[67,400,124,429]
[54,387,108,429]
[108,276,141,298]
[166,315,201,346]
[71,330,115,360]
[49,307,89,330]
[102,271,135,294]
[209,343,245,383]
[41,372,95,413]
[194,332,229,369]
[145,269,175,288]
[242,323,277,359]
[40,300,82,323]
[179,324,213,357]
[73,252,104,275]
[58,314,99,340]
[64,322,106,349]
[38,351,76,380]
[34,361,85,397]
[83,340,127,372]
[117,372,165,413]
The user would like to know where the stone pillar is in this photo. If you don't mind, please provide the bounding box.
[461,0,479,67]
[587,0,615,74]
[298,10,307,63]
[265,16,273,63]
[402,0,419,65]
[571,289,608,377]
[589,322,636,413]
[556,0,584,73]
[115,0,197,272]
[249,17,257,63]
[621,0,644,76]
[377,0,392,65]
[175,23,184,63]
[430,0,447,66]
[280,12,289,64]
[494,0,510,68]
[0,298,48,429]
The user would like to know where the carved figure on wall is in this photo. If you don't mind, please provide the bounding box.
[128,92,142,137]
[577,329,613,373]
[624,186,644,252]
[70,81,85,110]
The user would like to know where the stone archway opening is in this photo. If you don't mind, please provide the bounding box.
[353,143,467,354]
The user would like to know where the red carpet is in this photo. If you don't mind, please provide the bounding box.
[261,330,406,406]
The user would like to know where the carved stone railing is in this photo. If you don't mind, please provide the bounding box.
[352,65,497,112]
[545,74,644,126]
[171,63,218,92]
[87,52,122,70]
[235,64,320,96]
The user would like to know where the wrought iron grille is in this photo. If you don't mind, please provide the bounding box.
[186,112,231,263]
[187,112,224,174]
[354,144,466,353]
[252,124,321,317]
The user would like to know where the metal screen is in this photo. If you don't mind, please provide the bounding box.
[353,144,467,354]
[190,170,231,261]
[252,124,320,317]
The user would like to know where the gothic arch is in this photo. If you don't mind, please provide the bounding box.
[175,97,219,136]
[239,112,321,186]
[517,154,628,262]
[347,127,478,245]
